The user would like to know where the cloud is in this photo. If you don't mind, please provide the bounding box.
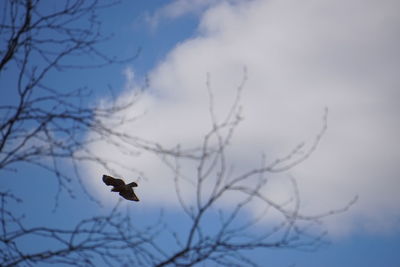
[84,0,400,237]
[144,0,237,29]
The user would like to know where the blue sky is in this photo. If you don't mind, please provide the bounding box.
[1,0,400,266]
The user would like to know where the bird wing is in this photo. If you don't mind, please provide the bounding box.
[102,175,125,186]
[127,182,138,187]
[119,188,139,201]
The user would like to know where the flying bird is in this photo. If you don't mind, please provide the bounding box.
[102,175,139,201]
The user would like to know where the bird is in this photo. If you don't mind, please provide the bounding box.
[102,175,139,201]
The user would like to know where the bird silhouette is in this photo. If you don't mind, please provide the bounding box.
[102,175,139,201]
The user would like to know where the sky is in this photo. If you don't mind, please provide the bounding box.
[1,0,400,266]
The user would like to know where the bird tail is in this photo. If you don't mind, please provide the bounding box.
[127,182,138,187]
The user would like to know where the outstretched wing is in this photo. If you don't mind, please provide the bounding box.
[102,175,125,186]
[127,182,138,187]
[119,188,139,201]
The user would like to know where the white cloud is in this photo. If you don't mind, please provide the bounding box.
[144,0,240,29]
[85,0,400,236]
[144,0,213,29]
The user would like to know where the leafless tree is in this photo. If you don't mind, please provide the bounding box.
[0,1,356,266]
[145,72,357,267]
